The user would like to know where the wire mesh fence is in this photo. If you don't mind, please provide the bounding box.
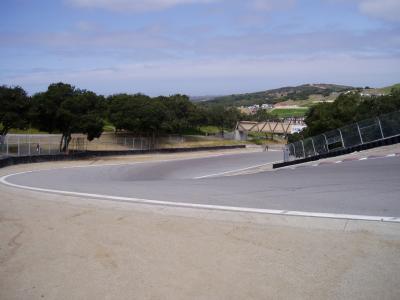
[285,110,400,162]
[0,134,62,157]
[0,134,157,157]
[0,132,234,158]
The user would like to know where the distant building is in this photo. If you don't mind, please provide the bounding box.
[360,92,384,97]
[261,103,274,109]
[273,103,300,109]
[290,125,307,134]
[240,103,285,115]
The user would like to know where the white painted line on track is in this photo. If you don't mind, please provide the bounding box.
[386,154,396,157]
[1,171,400,223]
[194,161,282,179]
[359,157,368,161]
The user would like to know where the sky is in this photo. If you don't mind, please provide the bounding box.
[1,0,399,96]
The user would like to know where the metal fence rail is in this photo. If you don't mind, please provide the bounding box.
[285,110,400,162]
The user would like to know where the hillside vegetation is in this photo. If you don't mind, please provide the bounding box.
[199,84,355,107]
[376,83,400,94]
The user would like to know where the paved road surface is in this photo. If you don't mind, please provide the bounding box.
[3,151,400,218]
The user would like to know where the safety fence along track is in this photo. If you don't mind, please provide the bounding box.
[274,110,400,168]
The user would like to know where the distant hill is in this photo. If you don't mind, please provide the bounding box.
[377,83,400,94]
[356,83,400,97]
[198,84,356,107]
[190,95,221,102]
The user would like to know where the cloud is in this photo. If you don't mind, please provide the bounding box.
[0,29,181,53]
[75,21,100,32]
[67,0,299,13]
[191,29,400,58]
[2,27,399,59]
[356,0,400,22]
[67,0,218,12]
[249,0,296,11]
[3,54,399,96]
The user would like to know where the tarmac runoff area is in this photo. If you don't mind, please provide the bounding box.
[1,146,400,299]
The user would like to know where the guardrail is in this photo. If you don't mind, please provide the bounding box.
[284,110,400,162]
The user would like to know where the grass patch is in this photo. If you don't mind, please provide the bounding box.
[8,128,48,134]
[271,108,309,118]
[199,126,221,135]
[103,124,116,132]
[103,120,116,132]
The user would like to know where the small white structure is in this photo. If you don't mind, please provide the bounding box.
[290,125,307,134]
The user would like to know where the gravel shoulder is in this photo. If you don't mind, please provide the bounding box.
[1,148,400,300]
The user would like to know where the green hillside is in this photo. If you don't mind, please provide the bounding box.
[381,83,400,94]
[200,84,355,107]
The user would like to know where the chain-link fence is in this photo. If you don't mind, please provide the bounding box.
[0,132,236,158]
[85,135,163,151]
[0,134,157,157]
[0,134,86,158]
[285,110,400,162]
[0,134,62,157]
[85,134,236,151]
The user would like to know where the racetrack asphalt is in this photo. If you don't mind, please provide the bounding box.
[3,151,400,218]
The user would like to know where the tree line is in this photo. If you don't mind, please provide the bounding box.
[3,82,398,150]
[288,88,400,142]
[0,83,243,151]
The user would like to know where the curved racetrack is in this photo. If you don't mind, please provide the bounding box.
[2,151,400,221]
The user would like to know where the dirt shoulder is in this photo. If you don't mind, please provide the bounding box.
[1,150,400,300]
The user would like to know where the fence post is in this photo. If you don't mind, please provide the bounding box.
[28,135,31,156]
[338,129,345,148]
[356,123,364,144]
[377,117,385,139]
[322,134,329,152]
[284,146,289,162]
[311,138,316,156]
[18,136,20,156]
[301,140,305,158]
[6,136,9,156]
